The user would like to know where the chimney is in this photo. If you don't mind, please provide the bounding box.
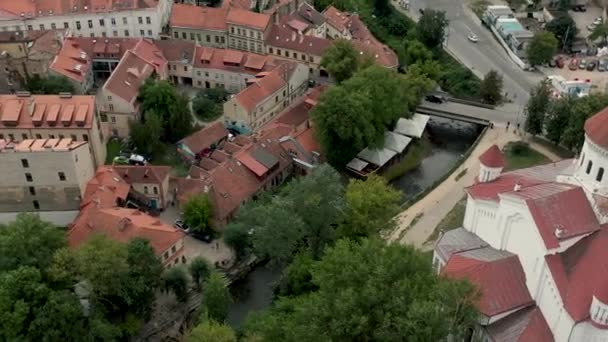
[513,182,522,192]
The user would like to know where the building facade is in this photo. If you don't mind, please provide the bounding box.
[0,0,173,39]
[0,138,95,226]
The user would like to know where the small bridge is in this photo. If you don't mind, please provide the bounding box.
[417,105,490,126]
[416,99,518,125]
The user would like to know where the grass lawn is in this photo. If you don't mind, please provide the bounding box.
[426,196,467,244]
[504,142,551,171]
[105,139,122,164]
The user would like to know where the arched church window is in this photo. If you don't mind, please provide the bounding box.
[598,168,605,182]
[580,153,585,166]
[587,160,593,174]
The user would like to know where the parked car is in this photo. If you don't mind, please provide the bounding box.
[425,94,446,103]
[579,59,588,69]
[467,33,479,42]
[599,59,608,71]
[128,154,147,166]
[174,219,191,233]
[587,60,597,71]
[548,59,556,67]
[569,58,579,70]
[555,57,565,68]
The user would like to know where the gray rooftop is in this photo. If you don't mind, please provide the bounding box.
[357,147,397,167]
[251,148,278,169]
[346,158,369,172]
[435,227,488,263]
[384,131,412,153]
[394,114,430,138]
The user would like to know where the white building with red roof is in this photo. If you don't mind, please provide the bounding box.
[434,107,608,341]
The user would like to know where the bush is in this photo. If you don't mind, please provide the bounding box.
[508,141,529,156]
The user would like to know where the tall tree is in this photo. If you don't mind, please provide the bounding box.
[189,256,211,288]
[561,94,608,150]
[373,0,390,17]
[163,266,189,303]
[129,111,164,157]
[183,194,214,233]
[320,39,361,84]
[525,79,551,136]
[186,319,237,342]
[545,95,574,144]
[526,32,558,66]
[275,252,319,298]
[245,238,478,341]
[201,271,232,323]
[479,70,503,105]
[545,14,577,50]
[167,93,194,142]
[590,23,608,44]
[223,222,252,260]
[416,9,449,48]
[403,40,434,66]
[125,238,164,319]
[339,175,402,239]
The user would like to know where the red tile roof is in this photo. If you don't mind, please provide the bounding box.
[69,207,183,254]
[479,144,505,168]
[170,3,228,31]
[49,37,90,82]
[81,166,130,209]
[486,306,554,342]
[178,122,229,158]
[0,94,95,129]
[466,174,544,202]
[226,8,271,30]
[442,249,534,317]
[194,46,276,73]
[545,227,608,323]
[266,24,332,56]
[154,40,195,63]
[585,106,608,149]
[74,37,139,59]
[323,6,350,32]
[0,0,157,19]
[112,165,171,185]
[504,183,600,249]
[235,63,294,112]
[348,16,398,68]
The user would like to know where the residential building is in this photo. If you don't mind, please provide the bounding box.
[226,8,271,54]
[112,165,172,210]
[49,36,93,93]
[223,61,309,133]
[0,93,105,166]
[193,46,279,92]
[434,105,608,341]
[0,138,95,226]
[156,39,196,86]
[177,121,230,161]
[277,2,327,38]
[73,37,139,81]
[69,166,186,267]
[0,0,173,39]
[0,30,65,92]
[547,75,592,98]
[322,6,352,39]
[96,38,168,138]
[168,4,228,48]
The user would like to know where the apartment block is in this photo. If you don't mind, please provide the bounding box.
[0,0,173,39]
[168,4,228,48]
[0,138,95,226]
[0,93,106,166]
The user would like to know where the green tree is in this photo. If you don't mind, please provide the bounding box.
[276,252,318,297]
[373,0,390,17]
[167,93,194,142]
[561,94,608,150]
[189,256,211,288]
[129,111,164,157]
[245,238,478,341]
[192,91,223,122]
[186,319,237,342]
[125,238,164,319]
[183,194,214,233]
[590,23,608,44]
[223,222,252,260]
[164,266,189,303]
[202,271,232,323]
[403,39,434,65]
[525,79,551,136]
[408,60,443,81]
[479,70,503,105]
[321,39,361,83]
[416,9,449,47]
[339,175,401,239]
[26,75,75,94]
[0,214,65,273]
[545,14,577,49]
[526,32,558,66]
[545,95,574,144]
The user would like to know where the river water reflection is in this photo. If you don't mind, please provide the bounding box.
[226,117,482,328]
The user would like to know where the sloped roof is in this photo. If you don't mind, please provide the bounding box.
[323,6,350,32]
[435,227,488,263]
[102,47,160,103]
[383,131,412,153]
[235,63,293,112]
[486,306,553,342]
[479,144,505,168]
[442,247,534,317]
[266,24,332,56]
[226,8,271,30]
[112,165,171,185]
[394,114,430,138]
[357,146,397,167]
[584,106,608,149]
[178,122,229,156]
[466,174,544,201]
[170,3,228,31]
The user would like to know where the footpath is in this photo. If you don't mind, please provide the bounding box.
[387,125,561,249]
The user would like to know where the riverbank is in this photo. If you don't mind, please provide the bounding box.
[383,135,432,181]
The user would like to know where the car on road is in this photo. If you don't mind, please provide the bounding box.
[174,219,190,233]
[569,58,579,70]
[587,60,597,71]
[599,59,608,71]
[579,59,588,70]
[425,94,446,103]
[572,4,586,11]
[467,33,479,43]
[594,17,603,25]
[555,57,565,68]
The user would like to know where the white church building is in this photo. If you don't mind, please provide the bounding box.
[434,107,608,342]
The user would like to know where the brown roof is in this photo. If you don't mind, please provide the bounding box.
[178,122,229,157]
[170,3,228,31]
[49,37,90,82]
[81,166,131,209]
[235,62,296,112]
[266,24,332,56]
[74,37,139,59]
[193,46,277,74]
[0,94,95,129]
[154,39,195,63]
[479,144,505,168]
[226,8,271,30]
[585,106,608,149]
[112,165,171,184]
[0,0,157,19]
[323,6,350,32]
[348,16,398,68]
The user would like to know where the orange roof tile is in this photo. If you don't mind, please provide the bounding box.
[226,8,271,30]
[170,3,228,31]
[323,6,350,32]
[0,0,157,19]
[235,63,294,112]
[112,165,171,185]
[194,46,277,73]
[0,95,95,129]
[266,24,332,56]
[103,50,156,103]
[49,37,90,83]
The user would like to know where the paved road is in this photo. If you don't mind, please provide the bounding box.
[420,100,525,124]
[393,0,544,114]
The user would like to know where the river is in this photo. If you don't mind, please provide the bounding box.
[225,117,482,328]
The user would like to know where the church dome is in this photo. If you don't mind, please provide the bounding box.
[479,145,505,168]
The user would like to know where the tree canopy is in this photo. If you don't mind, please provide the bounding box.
[479,70,503,105]
[183,194,214,233]
[526,32,558,66]
[524,79,551,136]
[186,319,237,342]
[26,75,75,94]
[320,39,365,83]
[545,14,577,49]
[129,111,164,157]
[245,238,478,341]
[416,9,449,48]
[589,23,608,45]
[192,88,228,122]
[163,266,189,303]
[201,271,232,323]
